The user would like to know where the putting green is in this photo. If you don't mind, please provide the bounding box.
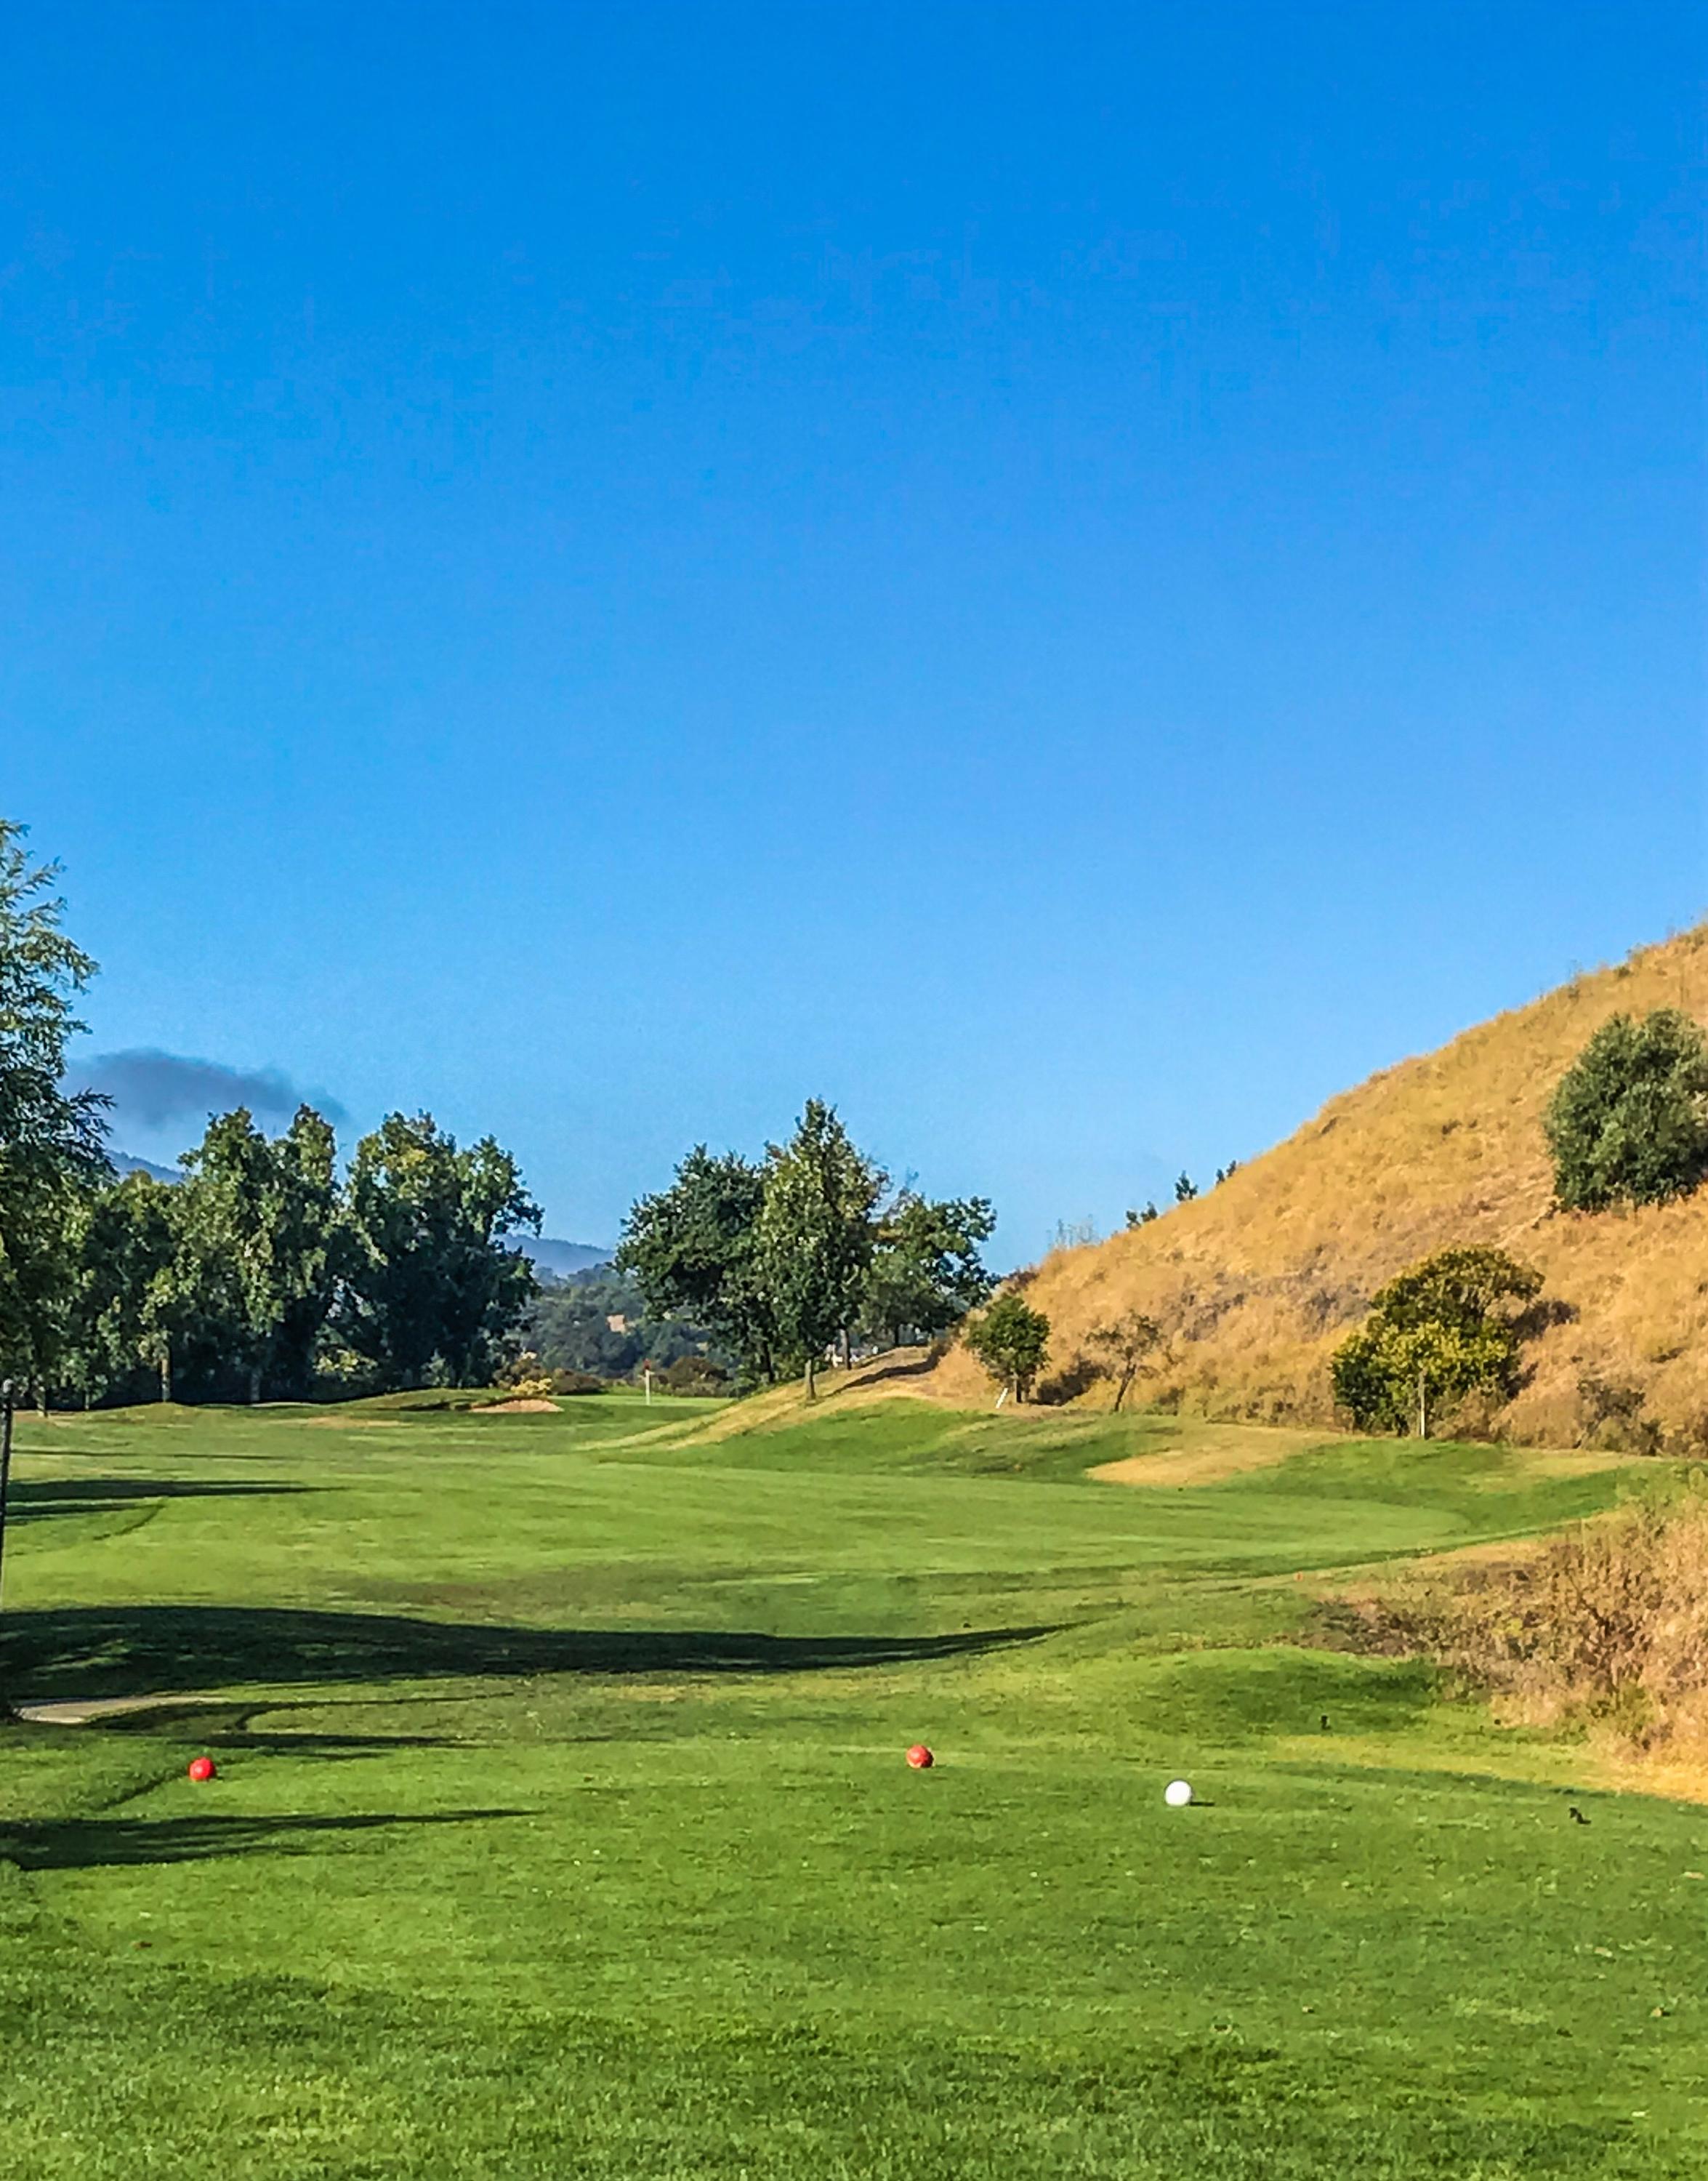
[1,1393,1703,2178]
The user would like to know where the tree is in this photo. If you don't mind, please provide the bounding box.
[1087,1310,1164,1412]
[177,1107,343,1403]
[756,1101,885,1399]
[1544,1009,1708,1212]
[342,1114,540,1388]
[965,1293,1050,1402]
[617,1146,778,1381]
[1124,1203,1159,1229]
[1331,1245,1544,1435]
[66,1170,191,1404]
[861,1190,996,1349]
[0,819,110,1399]
[1174,1173,1198,1203]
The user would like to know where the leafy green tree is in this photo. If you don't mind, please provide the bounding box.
[1331,1245,1544,1435]
[1124,1203,1159,1228]
[617,1147,778,1381]
[176,1106,344,1402]
[964,1292,1050,1402]
[861,1190,996,1349]
[1174,1173,1197,1203]
[65,1170,190,1403]
[1544,1009,1708,1212]
[1087,1310,1164,1412]
[342,1114,540,1388]
[757,1101,885,1400]
[0,819,110,1399]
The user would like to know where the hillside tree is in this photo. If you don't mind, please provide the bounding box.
[1087,1309,1164,1412]
[1331,1245,1544,1436]
[1544,1009,1708,1212]
[965,1292,1050,1403]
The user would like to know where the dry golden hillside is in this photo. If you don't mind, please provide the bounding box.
[933,925,1708,1448]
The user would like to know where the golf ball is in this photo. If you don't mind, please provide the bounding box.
[1163,1778,1193,1807]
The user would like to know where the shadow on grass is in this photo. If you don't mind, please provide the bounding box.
[3,1605,1052,1703]
[0,1807,531,1872]
[9,1478,312,1525]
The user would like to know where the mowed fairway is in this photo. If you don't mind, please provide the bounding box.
[3,1392,1706,2179]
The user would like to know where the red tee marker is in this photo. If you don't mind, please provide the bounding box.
[187,1756,217,1783]
[905,1743,934,1770]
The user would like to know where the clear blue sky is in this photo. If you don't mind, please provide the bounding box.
[4,3,1701,1256]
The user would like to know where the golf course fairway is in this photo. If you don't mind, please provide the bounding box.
[3,1389,1705,2178]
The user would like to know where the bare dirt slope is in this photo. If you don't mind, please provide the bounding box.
[931,925,1708,1448]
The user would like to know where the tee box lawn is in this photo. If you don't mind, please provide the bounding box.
[1,1389,1705,2179]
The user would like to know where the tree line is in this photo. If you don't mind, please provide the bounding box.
[0,819,541,1407]
[618,1101,996,1398]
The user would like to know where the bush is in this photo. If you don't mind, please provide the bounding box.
[1331,1488,1708,1751]
[1545,1008,1708,1211]
[549,1369,607,1396]
[658,1354,731,1397]
[1330,1246,1542,1435]
[964,1293,1050,1401]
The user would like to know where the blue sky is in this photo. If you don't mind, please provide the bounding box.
[4,3,1701,1256]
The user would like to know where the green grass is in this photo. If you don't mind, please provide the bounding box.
[2,1393,1704,2178]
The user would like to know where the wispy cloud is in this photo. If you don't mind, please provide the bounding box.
[73,1049,347,1130]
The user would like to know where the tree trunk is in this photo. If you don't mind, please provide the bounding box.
[804,1354,817,1402]
[839,1327,852,1371]
[158,1347,172,1404]
[249,1362,262,1406]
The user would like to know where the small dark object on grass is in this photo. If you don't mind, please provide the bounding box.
[1320,1714,1330,1730]
[1569,1807,1590,1825]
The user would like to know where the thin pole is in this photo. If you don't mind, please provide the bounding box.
[0,1379,14,1614]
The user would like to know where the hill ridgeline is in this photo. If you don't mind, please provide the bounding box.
[934,925,1708,1449]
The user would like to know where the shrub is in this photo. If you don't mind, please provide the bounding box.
[549,1369,606,1396]
[964,1293,1050,1402]
[1330,1246,1542,1435]
[1544,1008,1708,1211]
[1332,1488,1708,1751]
[658,1354,731,1397]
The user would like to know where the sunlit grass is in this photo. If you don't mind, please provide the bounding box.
[1,1394,1703,2177]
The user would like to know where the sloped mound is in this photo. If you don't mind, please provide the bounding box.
[932,927,1708,1448]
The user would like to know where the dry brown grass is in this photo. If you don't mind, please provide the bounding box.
[930,925,1708,1447]
[1331,1488,1708,1762]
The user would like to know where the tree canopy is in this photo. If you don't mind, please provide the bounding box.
[1331,1245,1543,1436]
[1544,1009,1708,1213]
[342,1113,541,1390]
[964,1292,1050,1402]
[620,1113,996,1394]
[0,820,111,1392]
[757,1101,885,1399]
[861,1191,996,1349]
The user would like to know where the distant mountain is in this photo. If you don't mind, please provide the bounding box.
[506,1236,615,1282]
[110,1151,180,1184]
